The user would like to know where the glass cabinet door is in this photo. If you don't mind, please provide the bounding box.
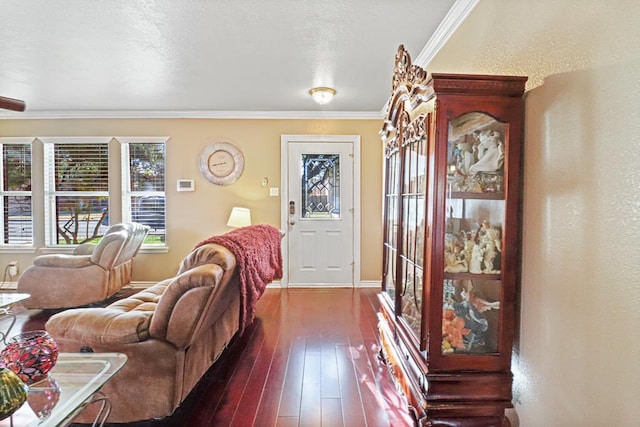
[399,115,428,341]
[382,114,429,345]
[441,112,506,355]
[382,136,400,306]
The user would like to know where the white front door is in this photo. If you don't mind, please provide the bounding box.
[281,135,360,287]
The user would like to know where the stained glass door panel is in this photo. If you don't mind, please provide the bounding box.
[301,154,340,218]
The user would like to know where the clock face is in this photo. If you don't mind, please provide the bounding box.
[208,150,235,177]
[199,142,244,185]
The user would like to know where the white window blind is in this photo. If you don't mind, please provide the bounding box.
[0,138,33,245]
[119,137,167,245]
[42,137,110,245]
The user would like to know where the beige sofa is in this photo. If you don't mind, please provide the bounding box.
[45,224,283,423]
[46,243,243,422]
[17,222,149,309]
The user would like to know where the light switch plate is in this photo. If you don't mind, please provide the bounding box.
[269,187,279,196]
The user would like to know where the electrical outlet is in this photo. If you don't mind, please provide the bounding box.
[8,261,18,277]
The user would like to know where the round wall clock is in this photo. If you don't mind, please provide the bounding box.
[199,142,245,185]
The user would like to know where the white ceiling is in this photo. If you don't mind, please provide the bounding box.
[0,0,476,119]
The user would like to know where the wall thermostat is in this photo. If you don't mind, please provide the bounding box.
[177,179,195,192]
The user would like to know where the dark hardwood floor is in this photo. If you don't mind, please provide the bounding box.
[8,288,414,427]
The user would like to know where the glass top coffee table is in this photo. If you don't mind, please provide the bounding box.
[0,293,30,344]
[1,352,127,427]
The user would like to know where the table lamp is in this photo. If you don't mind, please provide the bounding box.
[226,207,251,228]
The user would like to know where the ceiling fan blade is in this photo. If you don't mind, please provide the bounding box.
[0,96,26,112]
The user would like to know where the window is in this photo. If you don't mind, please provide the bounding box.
[42,137,110,245]
[119,137,167,245]
[0,138,33,245]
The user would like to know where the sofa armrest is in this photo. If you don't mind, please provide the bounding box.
[33,254,94,269]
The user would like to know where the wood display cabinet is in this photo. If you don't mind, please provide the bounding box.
[378,45,527,426]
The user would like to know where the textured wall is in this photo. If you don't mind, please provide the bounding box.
[428,1,640,425]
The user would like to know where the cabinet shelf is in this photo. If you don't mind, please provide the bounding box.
[443,272,501,281]
[450,191,504,200]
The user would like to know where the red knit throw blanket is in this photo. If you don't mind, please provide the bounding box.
[194,224,283,334]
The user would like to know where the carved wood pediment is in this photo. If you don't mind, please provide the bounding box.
[381,45,432,151]
[392,45,428,92]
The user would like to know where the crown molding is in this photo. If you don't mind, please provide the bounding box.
[414,0,480,67]
[0,109,383,120]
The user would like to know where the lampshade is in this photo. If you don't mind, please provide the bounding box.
[309,87,336,105]
[226,207,251,228]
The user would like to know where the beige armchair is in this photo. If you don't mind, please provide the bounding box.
[17,222,149,309]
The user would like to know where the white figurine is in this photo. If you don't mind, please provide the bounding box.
[469,243,484,274]
[469,130,504,176]
[480,222,502,274]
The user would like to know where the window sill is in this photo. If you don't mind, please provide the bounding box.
[138,245,169,254]
[0,246,37,254]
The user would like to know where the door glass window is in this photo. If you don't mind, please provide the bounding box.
[301,154,340,219]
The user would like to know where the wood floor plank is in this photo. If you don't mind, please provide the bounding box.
[277,334,306,418]
[254,334,292,425]
[321,398,343,427]
[335,342,368,427]
[299,352,322,426]
[320,341,340,399]
[275,416,299,427]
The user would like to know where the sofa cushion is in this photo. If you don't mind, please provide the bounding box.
[46,283,167,345]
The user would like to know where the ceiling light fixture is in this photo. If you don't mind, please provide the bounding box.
[309,87,336,105]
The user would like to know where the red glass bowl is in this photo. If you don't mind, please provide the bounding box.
[0,330,59,385]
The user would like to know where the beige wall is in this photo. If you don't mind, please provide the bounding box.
[0,118,383,283]
[428,1,640,425]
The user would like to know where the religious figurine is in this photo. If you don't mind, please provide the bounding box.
[462,231,475,265]
[479,221,502,274]
[469,130,504,176]
[469,242,484,274]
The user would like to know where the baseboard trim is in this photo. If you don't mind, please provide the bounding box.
[360,280,381,288]
[0,281,18,291]
[269,280,380,289]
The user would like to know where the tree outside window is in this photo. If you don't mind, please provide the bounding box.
[43,138,110,245]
